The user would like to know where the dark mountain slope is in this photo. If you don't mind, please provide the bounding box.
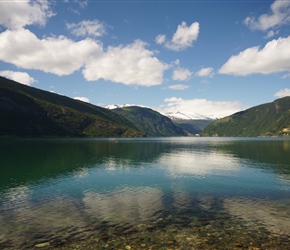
[201,97,290,137]
[112,106,187,137]
[172,119,214,135]
[0,76,144,137]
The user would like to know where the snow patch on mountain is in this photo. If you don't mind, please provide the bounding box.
[104,104,219,120]
[104,104,149,109]
[165,111,219,120]
[105,104,132,109]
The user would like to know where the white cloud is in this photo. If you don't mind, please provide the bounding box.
[0,29,168,86]
[0,0,54,29]
[155,34,166,44]
[0,70,37,86]
[274,88,290,98]
[244,0,290,31]
[168,84,189,90]
[66,19,106,37]
[74,96,90,103]
[264,30,276,39]
[282,73,290,79]
[172,68,192,81]
[83,40,169,86]
[195,67,214,78]
[219,36,290,76]
[158,97,242,118]
[76,0,88,9]
[64,0,88,14]
[0,28,102,76]
[163,21,199,51]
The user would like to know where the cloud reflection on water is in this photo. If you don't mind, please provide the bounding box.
[83,186,163,226]
[0,185,163,249]
[159,150,241,178]
[224,197,290,236]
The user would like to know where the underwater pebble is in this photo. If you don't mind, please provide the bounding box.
[35,242,50,248]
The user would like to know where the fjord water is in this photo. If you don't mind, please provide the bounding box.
[1,138,290,249]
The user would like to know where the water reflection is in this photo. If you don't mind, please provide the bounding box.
[1,138,290,249]
[224,197,290,235]
[212,139,290,167]
[83,187,163,226]
[0,139,167,189]
[159,150,240,178]
[0,193,87,248]
[2,138,290,190]
[0,184,163,248]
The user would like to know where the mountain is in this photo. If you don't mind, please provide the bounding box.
[0,76,145,137]
[165,111,220,120]
[106,105,215,135]
[172,119,214,135]
[105,104,141,110]
[166,111,216,135]
[201,97,290,137]
[111,106,188,137]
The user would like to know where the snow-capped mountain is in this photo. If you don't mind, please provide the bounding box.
[104,104,219,120]
[105,104,133,109]
[165,111,219,120]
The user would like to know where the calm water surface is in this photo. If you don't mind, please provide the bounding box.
[1,137,290,249]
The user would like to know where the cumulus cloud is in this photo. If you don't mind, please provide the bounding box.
[158,97,242,118]
[0,1,169,87]
[168,84,189,90]
[274,88,290,98]
[172,68,192,81]
[0,0,54,29]
[195,67,214,78]
[156,21,199,51]
[219,36,290,76]
[0,70,37,86]
[155,34,166,45]
[83,40,169,86]
[0,28,168,86]
[66,19,106,37]
[0,28,103,76]
[244,0,290,31]
[74,96,90,103]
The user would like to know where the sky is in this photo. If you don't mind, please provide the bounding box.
[0,0,290,118]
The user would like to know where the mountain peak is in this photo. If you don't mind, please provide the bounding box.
[104,104,150,110]
[105,105,219,120]
[165,111,219,120]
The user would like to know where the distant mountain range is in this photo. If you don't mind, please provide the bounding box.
[201,97,290,137]
[105,104,216,135]
[105,104,219,120]
[165,111,219,120]
[2,76,289,138]
[111,106,187,137]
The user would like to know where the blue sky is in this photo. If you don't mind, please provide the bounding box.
[0,0,290,118]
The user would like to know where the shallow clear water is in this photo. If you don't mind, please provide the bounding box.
[1,137,290,249]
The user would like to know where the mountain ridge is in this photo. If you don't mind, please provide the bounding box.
[201,97,290,137]
[112,106,188,137]
[165,111,219,120]
[105,104,219,120]
[0,76,145,137]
